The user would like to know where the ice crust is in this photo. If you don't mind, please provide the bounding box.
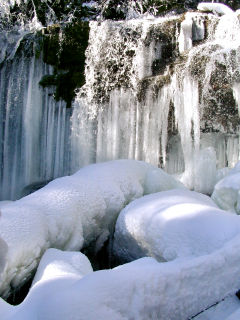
[3,236,240,320]
[113,189,240,263]
[0,159,184,297]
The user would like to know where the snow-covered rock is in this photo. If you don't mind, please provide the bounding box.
[31,248,93,287]
[3,235,240,320]
[113,189,240,263]
[197,3,234,16]
[0,159,184,298]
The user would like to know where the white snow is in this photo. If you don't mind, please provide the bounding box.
[226,307,240,320]
[3,235,240,320]
[0,201,13,209]
[0,159,184,298]
[31,248,93,287]
[212,161,240,213]
[197,3,234,16]
[113,189,240,263]
[193,295,240,320]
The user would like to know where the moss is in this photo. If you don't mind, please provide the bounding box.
[39,21,89,108]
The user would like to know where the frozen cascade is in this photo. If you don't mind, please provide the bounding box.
[71,8,240,193]
[1,4,240,199]
[0,53,71,200]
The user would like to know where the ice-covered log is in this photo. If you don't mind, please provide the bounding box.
[113,189,240,263]
[0,159,185,298]
[3,235,240,320]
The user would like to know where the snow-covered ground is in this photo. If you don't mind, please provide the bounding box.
[0,160,240,319]
[2,238,240,320]
[193,295,240,320]
[0,159,184,298]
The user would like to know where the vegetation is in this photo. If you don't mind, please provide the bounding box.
[38,21,89,108]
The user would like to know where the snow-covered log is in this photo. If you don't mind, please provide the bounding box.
[0,159,184,298]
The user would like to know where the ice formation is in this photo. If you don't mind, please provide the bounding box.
[0,159,184,298]
[0,55,71,200]
[197,3,234,16]
[1,3,240,200]
[113,189,240,263]
[2,234,240,320]
[212,161,240,214]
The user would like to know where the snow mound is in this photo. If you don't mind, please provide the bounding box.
[3,235,240,320]
[212,161,240,213]
[197,3,234,16]
[0,159,184,298]
[31,248,93,287]
[113,189,240,263]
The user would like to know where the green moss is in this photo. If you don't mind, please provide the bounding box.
[39,21,89,108]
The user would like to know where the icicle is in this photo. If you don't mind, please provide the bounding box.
[178,13,193,54]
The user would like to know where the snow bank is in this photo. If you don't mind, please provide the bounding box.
[113,189,240,263]
[197,3,234,16]
[212,161,240,213]
[0,159,184,298]
[3,235,240,320]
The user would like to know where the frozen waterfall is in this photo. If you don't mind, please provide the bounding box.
[1,4,240,199]
[71,10,240,191]
[0,52,71,200]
